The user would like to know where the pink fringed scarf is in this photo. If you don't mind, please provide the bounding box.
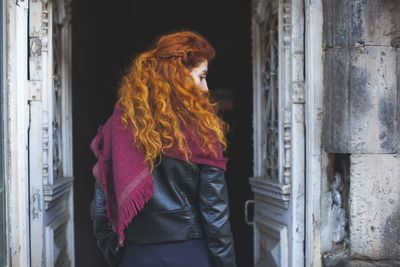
[89,104,228,247]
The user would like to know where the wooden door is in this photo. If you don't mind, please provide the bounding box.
[28,0,74,265]
[249,0,305,266]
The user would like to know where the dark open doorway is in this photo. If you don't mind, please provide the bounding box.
[72,1,253,266]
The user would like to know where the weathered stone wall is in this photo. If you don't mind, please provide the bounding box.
[323,0,400,153]
[350,154,400,259]
[322,0,400,264]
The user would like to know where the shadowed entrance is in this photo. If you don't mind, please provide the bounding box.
[72,1,253,266]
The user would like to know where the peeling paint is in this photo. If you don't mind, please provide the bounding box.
[31,190,42,220]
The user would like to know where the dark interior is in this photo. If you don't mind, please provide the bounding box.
[72,1,253,266]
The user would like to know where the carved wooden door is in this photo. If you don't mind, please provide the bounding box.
[28,0,74,265]
[249,0,305,266]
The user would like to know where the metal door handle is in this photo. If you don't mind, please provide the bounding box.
[244,199,254,225]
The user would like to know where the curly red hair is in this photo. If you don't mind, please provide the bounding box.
[115,30,230,171]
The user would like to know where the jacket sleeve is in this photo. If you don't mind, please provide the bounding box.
[198,164,237,267]
[90,180,123,267]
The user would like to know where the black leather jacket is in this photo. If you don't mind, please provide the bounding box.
[90,154,237,267]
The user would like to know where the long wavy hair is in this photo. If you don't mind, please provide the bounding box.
[115,30,230,172]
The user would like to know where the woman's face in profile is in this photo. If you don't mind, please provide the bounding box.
[190,60,209,92]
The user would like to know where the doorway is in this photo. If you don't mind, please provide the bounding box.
[72,1,254,266]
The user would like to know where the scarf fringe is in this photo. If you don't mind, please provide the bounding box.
[115,174,154,247]
[90,125,119,234]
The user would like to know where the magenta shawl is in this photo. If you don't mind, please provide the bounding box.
[90,104,228,246]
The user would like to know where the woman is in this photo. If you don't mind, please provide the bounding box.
[89,30,237,267]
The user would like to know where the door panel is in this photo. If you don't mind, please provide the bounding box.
[250,0,305,266]
[28,0,74,266]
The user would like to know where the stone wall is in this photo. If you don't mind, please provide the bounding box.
[322,0,400,265]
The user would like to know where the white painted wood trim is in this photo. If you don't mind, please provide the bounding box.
[1,0,9,265]
[305,0,324,266]
[288,0,306,265]
[28,1,46,265]
[256,217,289,267]
[249,177,291,208]
[251,9,263,178]
[59,4,76,260]
[4,1,31,266]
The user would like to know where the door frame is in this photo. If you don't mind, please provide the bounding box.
[304,0,325,266]
[1,0,8,265]
[4,0,31,265]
